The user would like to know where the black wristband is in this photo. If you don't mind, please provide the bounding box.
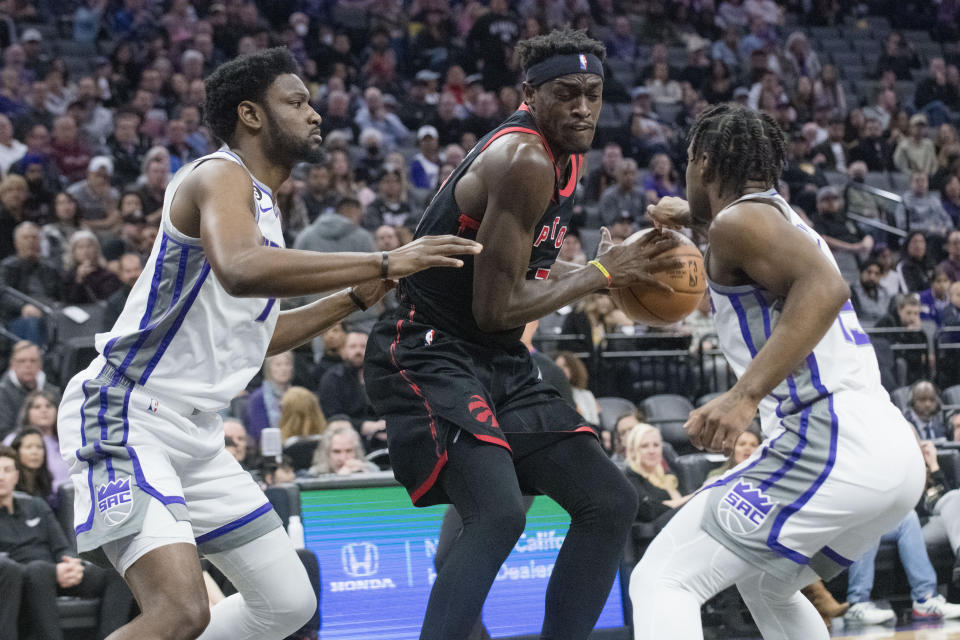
[348,288,368,311]
[380,251,389,279]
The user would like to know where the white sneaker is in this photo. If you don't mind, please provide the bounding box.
[844,601,896,625]
[912,594,960,619]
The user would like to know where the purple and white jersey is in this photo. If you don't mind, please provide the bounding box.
[94,149,284,412]
[706,190,884,435]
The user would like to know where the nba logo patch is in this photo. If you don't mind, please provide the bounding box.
[147,398,159,413]
[578,54,588,70]
[717,480,776,535]
[424,329,435,346]
[97,478,133,527]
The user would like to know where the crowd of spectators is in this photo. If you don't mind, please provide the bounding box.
[0,0,959,636]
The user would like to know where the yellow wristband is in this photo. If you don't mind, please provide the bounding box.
[588,259,611,286]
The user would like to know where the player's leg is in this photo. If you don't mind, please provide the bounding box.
[514,435,638,640]
[629,492,826,640]
[106,542,211,640]
[420,433,528,640]
[197,527,316,640]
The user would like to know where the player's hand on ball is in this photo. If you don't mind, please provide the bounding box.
[684,388,758,456]
[647,197,692,230]
[597,227,684,290]
[388,235,482,277]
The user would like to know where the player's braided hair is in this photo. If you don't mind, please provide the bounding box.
[515,27,606,71]
[688,103,786,198]
[204,47,299,146]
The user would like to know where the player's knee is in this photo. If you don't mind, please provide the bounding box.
[479,500,527,552]
[285,583,318,629]
[162,600,210,640]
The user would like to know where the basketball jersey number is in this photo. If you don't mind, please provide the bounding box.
[837,301,870,346]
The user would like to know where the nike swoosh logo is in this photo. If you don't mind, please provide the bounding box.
[25,517,40,527]
[258,204,272,214]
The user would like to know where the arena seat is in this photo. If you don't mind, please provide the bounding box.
[695,392,721,407]
[283,436,321,471]
[944,384,960,407]
[264,482,301,530]
[596,396,637,432]
[54,484,102,632]
[673,453,724,494]
[642,394,696,455]
[890,384,913,413]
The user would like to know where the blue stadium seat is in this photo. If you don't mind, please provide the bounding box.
[641,394,696,455]
[890,385,912,413]
[283,436,322,471]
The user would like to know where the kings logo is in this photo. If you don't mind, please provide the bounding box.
[717,480,776,535]
[97,478,134,526]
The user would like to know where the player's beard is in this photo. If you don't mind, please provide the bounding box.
[262,105,324,167]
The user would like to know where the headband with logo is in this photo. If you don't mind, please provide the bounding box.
[525,53,604,87]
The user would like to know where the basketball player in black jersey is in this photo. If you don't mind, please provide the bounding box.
[364,30,683,640]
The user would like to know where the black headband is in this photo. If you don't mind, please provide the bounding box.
[525,53,604,87]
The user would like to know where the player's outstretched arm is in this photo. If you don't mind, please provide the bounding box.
[685,202,850,453]
[175,160,481,298]
[471,141,682,333]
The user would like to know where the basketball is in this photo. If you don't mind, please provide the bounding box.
[609,228,706,325]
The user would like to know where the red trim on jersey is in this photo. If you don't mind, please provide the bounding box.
[472,432,513,451]
[457,213,481,235]
[559,154,581,198]
[572,425,597,434]
[411,452,448,505]
[390,306,441,452]
[535,268,551,280]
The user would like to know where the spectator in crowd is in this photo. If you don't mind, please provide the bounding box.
[876,31,920,81]
[875,293,930,382]
[894,114,939,176]
[610,411,641,468]
[134,147,171,224]
[4,388,66,490]
[354,86,409,149]
[851,116,896,173]
[812,116,849,173]
[584,142,622,204]
[904,380,946,440]
[0,112,24,174]
[65,156,120,234]
[605,15,637,62]
[701,58,734,106]
[301,163,339,224]
[465,0,520,90]
[642,153,683,206]
[246,351,294,447]
[554,351,600,427]
[623,423,691,532]
[105,110,146,189]
[223,419,256,470]
[873,242,905,297]
[599,158,644,227]
[562,292,635,353]
[11,427,53,505]
[920,268,952,326]
[103,252,142,328]
[845,506,960,624]
[462,90,501,139]
[809,185,873,283]
[364,164,416,231]
[319,331,383,450]
[646,62,682,106]
[558,230,587,265]
[61,229,120,305]
[704,428,761,482]
[41,192,80,267]
[327,149,370,204]
[851,259,892,328]
[308,420,379,476]
[945,281,960,328]
[274,178,309,244]
[915,57,959,113]
[295,196,375,265]
[72,75,113,147]
[354,128,386,186]
[941,177,960,229]
[48,114,91,185]
[0,446,134,639]
[813,64,847,117]
[897,231,937,292]
[1,222,60,346]
[410,125,441,190]
[313,321,345,384]
[0,173,30,259]
[941,229,960,281]
[433,91,465,147]
[844,161,883,223]
[277,386,327,442]
[782,131,828,214]
[260,455,296,487]
[863,89,898,135]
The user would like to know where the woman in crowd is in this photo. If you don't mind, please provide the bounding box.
[701,58,733,104]
[790,76,816,124]
[941,175,960,227]
[814,64,847,118]
[11,426,55,505]
[246,351,295,446]
[646,62,682,105]
[62,229,121,304]
[624,423,692,533]
[898,231,937,293]
[704,428,761,483]
[554,351,600,427]
[643,153,684,205]
[278,386,328,443]
[561,292,635,353]
[308,420,379,476]
[0,174,29,257]
[3,389,69,490]
[42,191,81,266]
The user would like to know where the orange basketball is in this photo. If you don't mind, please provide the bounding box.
[609,228,706,325]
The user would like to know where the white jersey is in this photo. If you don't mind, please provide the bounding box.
[94,149,284,411]
[706,190,884,434]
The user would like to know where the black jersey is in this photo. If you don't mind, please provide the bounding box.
[401,105,582,346]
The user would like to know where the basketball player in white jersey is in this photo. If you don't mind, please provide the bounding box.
[628,103,925,639]
[56,48,481,640]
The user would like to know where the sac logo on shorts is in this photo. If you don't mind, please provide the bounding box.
[97,478,134,527]
[717,480,776,535]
